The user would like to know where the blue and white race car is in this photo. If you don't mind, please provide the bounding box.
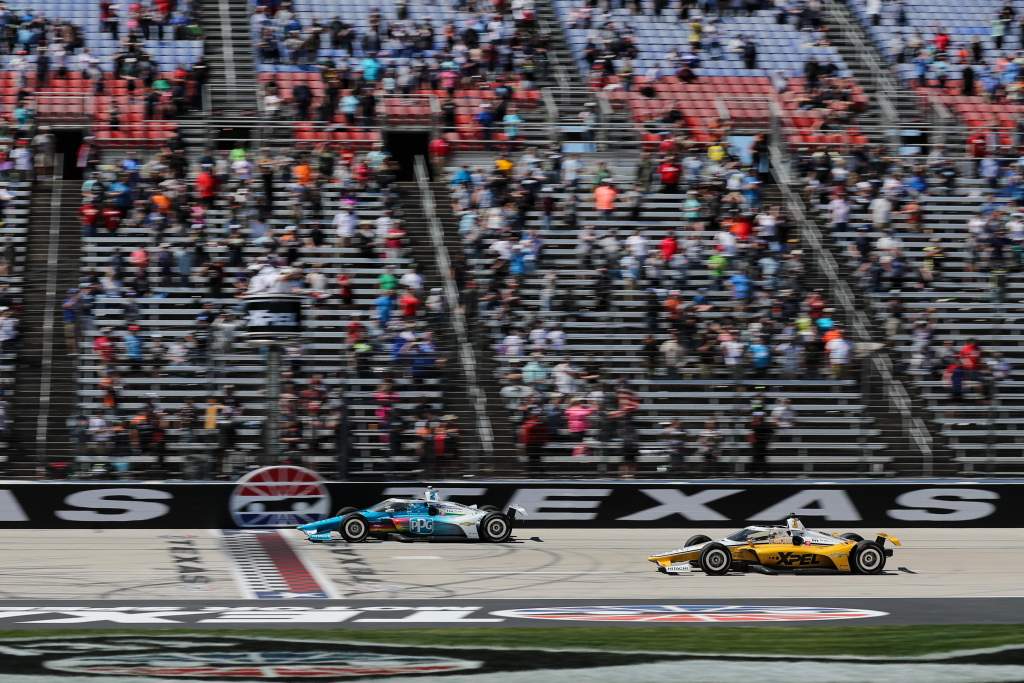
[296,488,527,543]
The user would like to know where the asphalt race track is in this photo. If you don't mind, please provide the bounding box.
[0,527,1021,628]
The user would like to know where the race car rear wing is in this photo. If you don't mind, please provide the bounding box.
[876,533,902,547]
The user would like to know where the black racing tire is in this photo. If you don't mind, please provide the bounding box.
[699,542,733,576]
[684,534,713,547]
[850,540,886,574]
[335,506,359,518]
[841,532,864,542]
[479,505,500,513]
[340,514,370,543]
[478,512,512,543]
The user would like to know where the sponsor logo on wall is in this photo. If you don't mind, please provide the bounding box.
[229,466,331,528]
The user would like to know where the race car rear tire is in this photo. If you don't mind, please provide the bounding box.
[684,534,713,548]
[340,514,370,543]
[841,532,864,542]
[479,505,500,513]
[479,513,512,543]
[699,542,732,576]
[335,506,358,518]
[850,540,886,574]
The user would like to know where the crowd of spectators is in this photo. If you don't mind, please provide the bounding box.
[800,141,1016,404]
[252,0,550,125]
[67,137,457,477]
[449,136,857,476]
[0,1,208,125]
[889,1,1024,103]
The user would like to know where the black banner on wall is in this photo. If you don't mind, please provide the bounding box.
[242,294,303,338]
[0,479,1020,528]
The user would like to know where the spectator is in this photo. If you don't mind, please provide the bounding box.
[748,413,775,475]
[594,181,618,217]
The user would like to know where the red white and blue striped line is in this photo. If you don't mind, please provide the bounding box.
[219,530,337,599]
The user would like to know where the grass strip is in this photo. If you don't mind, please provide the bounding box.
[0,624,1020,656]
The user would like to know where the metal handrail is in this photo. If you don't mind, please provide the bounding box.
[414,156,494,471]
[541,88,560,144]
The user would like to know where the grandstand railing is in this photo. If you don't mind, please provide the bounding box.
[380,94,438,129]
[33,93,95,122]
[717,95,782,132]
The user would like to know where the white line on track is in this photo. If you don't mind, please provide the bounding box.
[463,571,630,575]
[391,556,443,560]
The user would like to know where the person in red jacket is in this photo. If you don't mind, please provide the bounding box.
[94,328,116,367]
[399,288,421,318]
[660,232,678,262]
[958,339,982,379]
[196,166,217,207]
[80,201,100,236]
[968,130,987,178]
[428,136,450,160]
[658,133,679,156]
[102,205,122,233]
[658,157,681,192]
[519,410,549,475]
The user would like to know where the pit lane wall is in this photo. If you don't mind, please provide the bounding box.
[0,477,1021,528]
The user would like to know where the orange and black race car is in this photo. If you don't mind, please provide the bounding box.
[648,515,902,575]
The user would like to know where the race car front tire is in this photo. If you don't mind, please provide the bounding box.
[479,513,512,542]
[841,532,864,542]
[479,505,500,513]
[850,540,886,574]
[340,514,370,543]
[699,542,733,576]
[335,506,359,518]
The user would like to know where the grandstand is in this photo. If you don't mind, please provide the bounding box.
[0,0,1019,480]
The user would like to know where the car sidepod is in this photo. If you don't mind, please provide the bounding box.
[754,542,854,572]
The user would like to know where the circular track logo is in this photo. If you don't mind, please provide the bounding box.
[492,604,888,623]
[230,466,331,528]
[47,650,479,678]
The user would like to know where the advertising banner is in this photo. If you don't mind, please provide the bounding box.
[0,468,1020,528]
[241,295,303,338]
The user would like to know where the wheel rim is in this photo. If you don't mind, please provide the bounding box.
[859,548,881,570]
[706,549,727,570]
[345,519,365,537]
[487,518,508,539]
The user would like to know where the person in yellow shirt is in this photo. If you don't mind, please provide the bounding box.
[708,141,726,163]
[495,155,513,174]
[204,397,221,431]
[689,19,703,52]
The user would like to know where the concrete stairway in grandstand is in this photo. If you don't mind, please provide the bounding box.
[10,180,81,474]
[198,0,259,115]
[393,177,491,474]
[534,0,638,151]
[426,175,519,474]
